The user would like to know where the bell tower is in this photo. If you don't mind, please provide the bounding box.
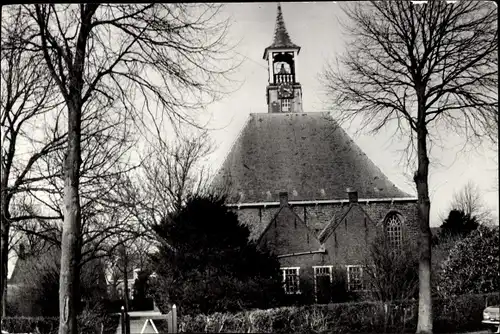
[263,3,303,113]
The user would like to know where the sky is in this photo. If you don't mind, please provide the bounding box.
[201,2,499,227]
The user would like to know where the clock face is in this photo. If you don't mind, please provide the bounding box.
[279,84,293,98]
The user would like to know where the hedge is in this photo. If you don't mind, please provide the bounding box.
[1,314,120,334]
[178,292,499,333]
[0,317,58,334]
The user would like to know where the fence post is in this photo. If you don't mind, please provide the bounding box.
[172,304,177,334]
[121,306,126,334]
[383,302,388,333]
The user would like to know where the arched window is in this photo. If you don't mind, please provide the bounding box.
[385,213,402,248]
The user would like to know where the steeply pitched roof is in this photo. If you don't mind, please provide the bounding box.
[263,3,300,59]
[213,112,412,203]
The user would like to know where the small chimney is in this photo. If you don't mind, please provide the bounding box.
[279,192,289,207]
[346,188,358,203]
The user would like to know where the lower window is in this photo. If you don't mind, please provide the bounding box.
[281,99,291,112]
[314,266,333,303]
[281,267,300,294]
[346,265,365,291]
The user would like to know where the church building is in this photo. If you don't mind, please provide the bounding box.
[213,4,419,304]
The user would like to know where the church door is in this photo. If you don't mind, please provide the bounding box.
[315,267,332,304]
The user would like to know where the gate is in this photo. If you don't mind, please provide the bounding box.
[119,305,177,334]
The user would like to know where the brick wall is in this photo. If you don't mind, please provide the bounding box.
[258,205,322,255]
[234,200,418,244]
[232,199,418,303]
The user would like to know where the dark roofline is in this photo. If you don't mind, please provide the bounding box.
[228,197,418,209]
[263,45,301,61]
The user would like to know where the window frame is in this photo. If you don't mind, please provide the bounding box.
[385,213,403,248]
[313,265,333,303]
[281,98,291,112]
[281,267,301,295]
[346,265,365,292]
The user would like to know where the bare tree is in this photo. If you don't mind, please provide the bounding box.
[322,2,497,333]
[106,131,214,250]
[0,6,66,316]
[364,234,419,303]
[449,180,492,224]
[140,132,213,223]
[12,4,237,332]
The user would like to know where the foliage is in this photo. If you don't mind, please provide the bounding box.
[433,293,500,333]
[177,292,499,333]
[438,225,499,297]
[9,247,107,317]
[364,234,419,302]
[178,301,409,333]
[133,270,152,301]
[151,194,284,316]
[77,303,121,334]
[1,316,59,334]
[1,312,120,334]
[438,209,479,240]
[449,181,493,225]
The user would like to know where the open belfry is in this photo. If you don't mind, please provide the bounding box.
[213,3,418,303]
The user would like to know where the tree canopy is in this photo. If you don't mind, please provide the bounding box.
[438,209,479,240]
[150,194,284,315]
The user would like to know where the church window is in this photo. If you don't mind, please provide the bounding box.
[346,265,365,291]
[281,267,300,294]
[281,99,291,112]
[386,213,402,248]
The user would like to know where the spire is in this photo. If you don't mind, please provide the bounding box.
[263,3,300,59]
[271,3,299,49]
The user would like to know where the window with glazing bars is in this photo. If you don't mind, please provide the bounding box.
[347,265,364,291]
[386,214,402,248]
[282,267,300,294]
[281,99,291,112]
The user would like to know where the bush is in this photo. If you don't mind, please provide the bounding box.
[1,317,59,333]
[151,195,284,316]
[438,225,499,297]
[179,302,411,333]
[2,305,120,334]
[364,233,419,302]
[9,248,107,317]
[433,292,500,333]
[177,292,498,333]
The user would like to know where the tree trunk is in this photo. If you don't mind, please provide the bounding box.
[122,247,131,334]
[414,123,433,334]
[59,102,82,334]
[0,5,4,318]
[0,216,9,317]
[0,191,11,318]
